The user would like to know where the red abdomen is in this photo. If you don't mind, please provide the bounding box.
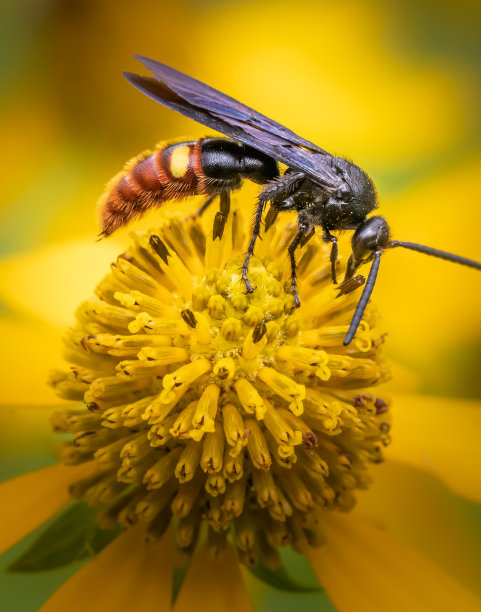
[98,139,212,236]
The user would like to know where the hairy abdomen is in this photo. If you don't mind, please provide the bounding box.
[97,138,235,236]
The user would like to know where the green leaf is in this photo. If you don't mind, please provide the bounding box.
[6,502,119,572]
[248,562,322,593]
[89,522,121,555]
[171,565,190,608]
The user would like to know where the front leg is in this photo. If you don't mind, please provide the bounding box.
[242,199,265,293]
[242,172,306,293]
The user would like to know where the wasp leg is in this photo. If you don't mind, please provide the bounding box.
[322,228,338,284]
[219,191,230,218]
[242,199,266,293]
[288,226,311,308]
[259,171,305,204]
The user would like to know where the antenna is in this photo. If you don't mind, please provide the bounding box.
[343,240,481,346]
[344,250,382,345]
[387,240,481,270]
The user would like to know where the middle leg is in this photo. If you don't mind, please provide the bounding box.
[322,228,339,284]
[288,225,312,308]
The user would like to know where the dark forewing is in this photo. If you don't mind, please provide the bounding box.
[123,55,339,188]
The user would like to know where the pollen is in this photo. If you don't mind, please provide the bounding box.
[51,202,391,566]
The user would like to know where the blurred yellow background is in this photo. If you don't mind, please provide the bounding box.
[1,2,481,609]
[1,0,480,398]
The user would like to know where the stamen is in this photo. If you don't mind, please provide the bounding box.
[222,403,248,457]
[189,384,220,441]
[221,317,242,341]
[162,359,212,398]
[128,313,188,335]
[137,346,189,364]
[81,332,171,357]
[275,345,331,381]
[262,398,303,455]
[111,256,159,295]
[201,426,225,474]
[245,418,272,470]
[175,439,203,483]
[150,235,194,299]
[205,473,227,497]
[170,401,198,439]
[242,327,268,360]
[213,357,236,381]
[252,469,279,507]
[114,290,175,317]
[171,478,204,518]
[143,447,183,489]
[176,514,201,549]
[257,367,306,415]
[221,477,246,518]
[234,378,266,419]
[223,447,244,482]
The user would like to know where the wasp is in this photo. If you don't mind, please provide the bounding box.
[98,55,481,345]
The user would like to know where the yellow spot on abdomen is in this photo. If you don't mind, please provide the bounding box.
[170,146,190,178]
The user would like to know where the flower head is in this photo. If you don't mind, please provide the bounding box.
[50,202,390,566]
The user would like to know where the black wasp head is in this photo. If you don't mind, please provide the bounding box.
[343,215,481,346]
[343,216,390,346]
[350,216,390,269]
[322,157,378,230]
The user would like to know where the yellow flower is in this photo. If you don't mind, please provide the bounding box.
[1,195,481,611]
[47,203,390,559]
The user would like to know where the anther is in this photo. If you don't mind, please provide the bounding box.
[213,211,227,240]
[375,397,389,414]
[149,234,171,264]
[252,321,267,344]
[336,274,365,298]
[181,309,197,328]
[264,206,279,232]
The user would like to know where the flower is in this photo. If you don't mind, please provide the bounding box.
[48,202,391,564]
[1,197,481,611]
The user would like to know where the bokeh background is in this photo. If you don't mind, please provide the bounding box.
[1,0,480,610]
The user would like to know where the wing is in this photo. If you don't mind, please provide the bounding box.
[123,55,340,189]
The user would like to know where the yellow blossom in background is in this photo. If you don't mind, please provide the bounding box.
[1,0,481,610]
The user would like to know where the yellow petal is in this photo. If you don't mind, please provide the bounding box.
[0,462,96,554]
[40,527,173,612]
[308,513,481,612]
[377,155,481,386]
[0,238,123,328]
[380,359,422,395]
[173,542,253,612]
[0,317,66,405]
[355,461,481,598]
[387,393,481,504]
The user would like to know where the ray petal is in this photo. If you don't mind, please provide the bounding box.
[40,527,173,612]
[0,239,122,329]
[388,393,481,503]
[173,542,253,612]
[308,513,481,612]
[0,462,96,554]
